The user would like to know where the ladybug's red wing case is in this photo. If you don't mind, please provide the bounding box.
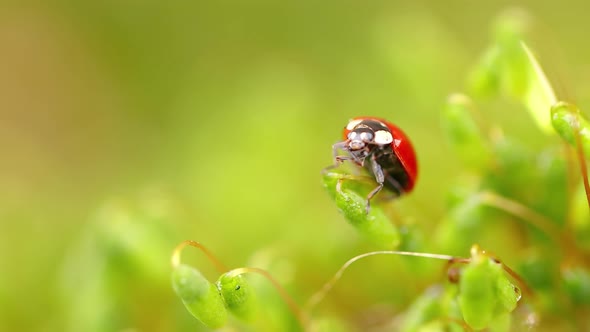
[382,121,418,192]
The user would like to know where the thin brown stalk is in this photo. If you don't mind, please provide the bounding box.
[304,251,459,314]
[479,191,563,244]
[171,240,227,273]
[572,113,590,210]
[226,267,308,329]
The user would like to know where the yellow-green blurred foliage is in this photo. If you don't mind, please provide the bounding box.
[1,1,590,331]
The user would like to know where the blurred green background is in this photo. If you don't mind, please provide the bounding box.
[1,1,589,331]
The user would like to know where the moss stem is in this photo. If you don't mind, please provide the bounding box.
[171,240,228,273]
[226,267,308,329]
[305,250,460,314]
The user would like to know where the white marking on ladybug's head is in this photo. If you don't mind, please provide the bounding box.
[346,119,364,130]
[374,130,393,145]
[359,132,373,142]
[348,130,373,150]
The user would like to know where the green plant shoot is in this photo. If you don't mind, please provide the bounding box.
[469,10,557,134]
[441,93,492,170]
[458,246,520,330]
[562,267,590,305]
[171,264,228,328]
[551,101,590,156]
[217,272,256,321]
[322,172,400,248]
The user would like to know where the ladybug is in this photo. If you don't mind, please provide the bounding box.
[325,117,418,212]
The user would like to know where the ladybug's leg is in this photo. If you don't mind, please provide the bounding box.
[322,141,352,174]
[366,156,385,214]
[332,141,353,165]
[383,173,404,196]
[332,141,348,160]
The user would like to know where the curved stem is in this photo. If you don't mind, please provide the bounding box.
[304,251,460,314]
[572,113,590,210]
[226,267,308,329]
[480,191,590,264]
[493,258,534,299]
[171,240,228,273]
[473,245,533,299]
[565,142,578,228]
[479,191,563,243]
[443,317,474,332]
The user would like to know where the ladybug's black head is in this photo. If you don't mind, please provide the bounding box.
[345,119,394,152]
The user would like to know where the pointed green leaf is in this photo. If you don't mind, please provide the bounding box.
[520,43,557,134]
